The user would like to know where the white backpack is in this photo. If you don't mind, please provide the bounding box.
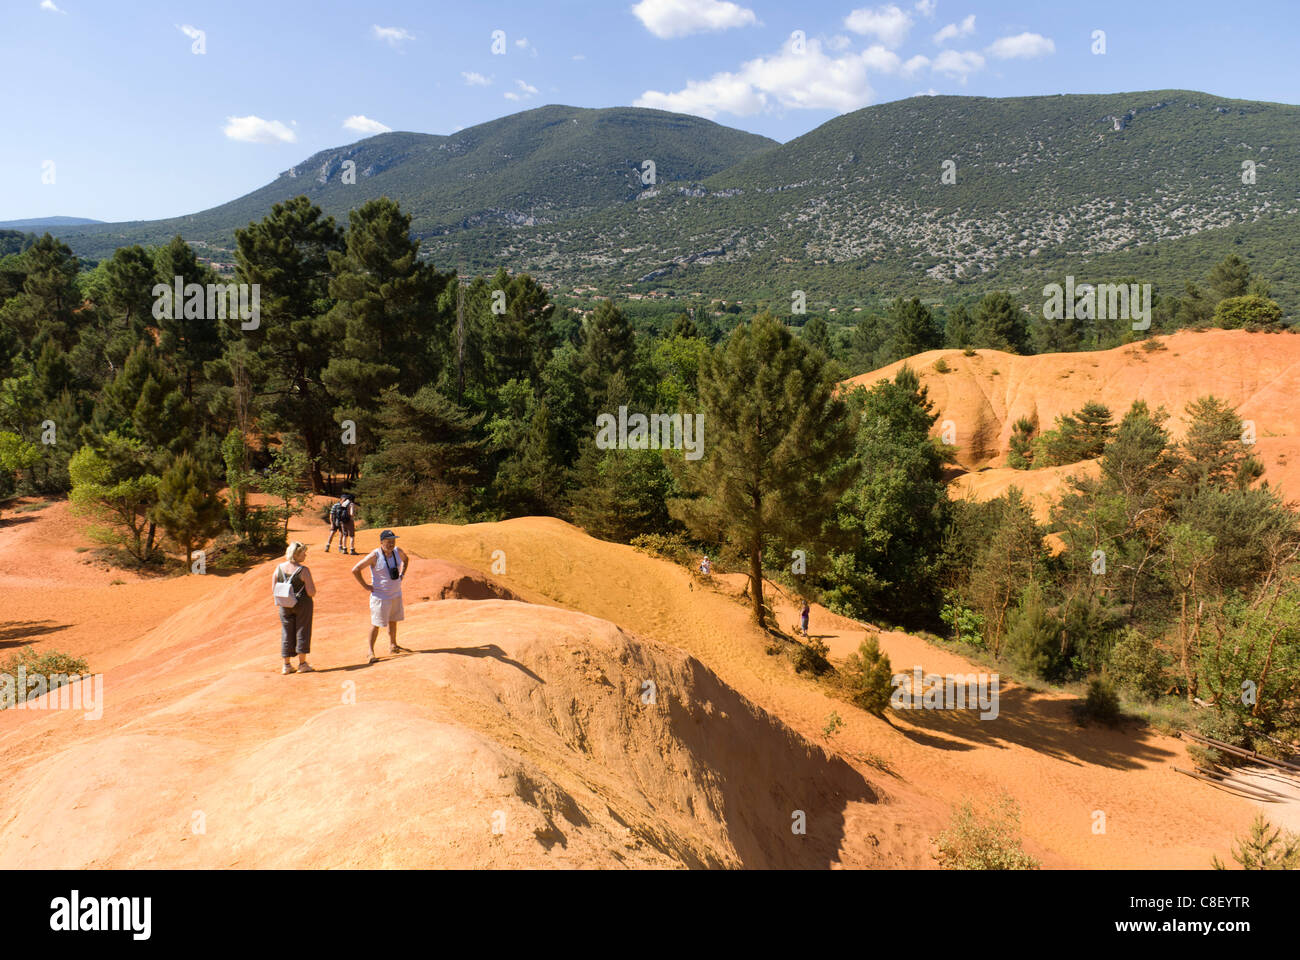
[273,564,300,608]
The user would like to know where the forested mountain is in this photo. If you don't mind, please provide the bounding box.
[41,91,1300,313]
[489,91,1300,309]
[45,105,777,263]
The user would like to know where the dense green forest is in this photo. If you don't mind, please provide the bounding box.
[1,193,1295,760]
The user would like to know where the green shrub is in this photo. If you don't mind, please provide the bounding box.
[629,532,695,566]
[1108,628,1167,700]
[1192,708,1250,765]
[793,636,832,676]
[1005,583,1065,680]
[844,636,893,715]
[1082,673,1122,726]
[934,795,1040,870]
[933,358,951,373]
[1,648,91,710]
[940,600,986,647]
[1212,815,1300,870]
[822,710,844,739]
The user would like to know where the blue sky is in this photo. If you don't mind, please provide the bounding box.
[3,0,1298,222]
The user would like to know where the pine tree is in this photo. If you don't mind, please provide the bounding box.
[671,311,700,340]
[0,233,80,353]
[152,452,226,570]
[357,386,487,525]
[569,446,675,542]
[888,297,942,359]
[153,236,222,400]
[845,637,894,715]
[322,198,450,464]
[580,300,636,410]
[1212,815,1300,870]
[972,292,1029,354]
[670,314,857,627]
[1008,417,1036,470]
[1207,254,1251,304]
[824,366,954,625]
[233,196,344,490]
[943,304,973,349]
[801,315,831,356]
[1176,396,1263,492]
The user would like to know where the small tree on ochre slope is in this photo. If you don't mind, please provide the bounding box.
[152,452,226,570]
[670,314,856,628]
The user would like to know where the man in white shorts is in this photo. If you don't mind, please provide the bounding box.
[351,529,413,664]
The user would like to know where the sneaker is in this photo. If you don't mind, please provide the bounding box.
[324,546,330,553]
[282,663,296,675]
[297,662,315,673]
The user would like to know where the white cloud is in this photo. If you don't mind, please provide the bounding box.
[40,0,65,12]
[223,116,296,145]
[178,24,203,40]
[827,34,851,51]
[632,0,757,39]
[372,25,414,47]
[933,14,975,44]
[636,36,892,118]
[343,115,392,135]
[986,32,1055,59]
[504,79,539,101]
[860,44,900,73]
[901,54,930,76]
[931,48,984,80]
[462,71,492,86]
[571,53,586,60]
[915,0,936,16]
[843,5,913,48]
[915,87,939,96]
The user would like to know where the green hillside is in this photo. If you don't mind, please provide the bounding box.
[47,91,1300,313]
[472,91,1299,310]
[48,105,777,261]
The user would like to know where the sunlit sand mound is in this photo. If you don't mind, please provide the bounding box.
[950,461,1101,523]
[849,329,1300,505]
[5,511,1275,868]
[0,554,892,869]
[384,517,1274,868]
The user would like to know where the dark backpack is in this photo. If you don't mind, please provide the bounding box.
[329,502,345,524]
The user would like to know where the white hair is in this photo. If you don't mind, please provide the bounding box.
[285,541,307,562]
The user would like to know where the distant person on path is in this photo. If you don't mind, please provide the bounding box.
[800,601,810,637]
[273,541,317,674]
[339,494,358,554]
[325,494,349,553]
[352,530,412,664]
[699,555,712,576]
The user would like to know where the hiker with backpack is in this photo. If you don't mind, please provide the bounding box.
[352,530,413,664]
[326,493,358,555]
[273,541,317,674]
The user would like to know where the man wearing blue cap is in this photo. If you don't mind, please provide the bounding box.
[351,529,413,664]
